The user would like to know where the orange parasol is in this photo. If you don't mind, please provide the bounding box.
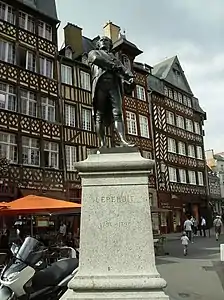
[0,195,81,215]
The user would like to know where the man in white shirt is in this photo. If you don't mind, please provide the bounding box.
[200,217,206,237]
[184,217,193,242]
[213,216,222,241]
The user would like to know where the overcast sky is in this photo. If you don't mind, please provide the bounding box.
[56,0,222,153]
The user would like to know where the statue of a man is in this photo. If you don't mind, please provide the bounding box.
[88,36,135,148]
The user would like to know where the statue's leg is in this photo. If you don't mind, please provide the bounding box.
[95,88,107,148]
[109,87,135,147]
[95,112,106,148]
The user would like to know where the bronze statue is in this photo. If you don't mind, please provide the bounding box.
[88,36,135,148]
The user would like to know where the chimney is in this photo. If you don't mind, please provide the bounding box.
[103,21,120,43]
[64,23,83,56]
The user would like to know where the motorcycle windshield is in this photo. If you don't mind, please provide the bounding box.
[16,237,45,266]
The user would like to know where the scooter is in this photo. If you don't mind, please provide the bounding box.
[0,236,79,300]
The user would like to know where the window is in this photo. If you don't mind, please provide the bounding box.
[82,108,92,131]
[44,141,59,169]
[126,111,137,135]
[179,169,187,183]
[166,111,175,125]
[194,122,201,135]
[65,104,76,127]
[139,115,149,138]
[198,172,204,186]
[178,92,183,103]
[80,71,91,91]
[168,138,176,153]
[20,90,37,117]
[0,39,15,64]
[189,170,196,185]
[168,167,177,182]
[168,89,173,99]
[0,82,17,111]
[186,119,193,132]
[38,21,52,41]
[61,65,72,85]
[178,141,186,156]
[164,86,168,96]
[40,56,53,78]
[17,47,36,72]
[187,97,192,107]
[196,146,203,160]
[136,85,146,101]
[19,12,35,33]
[183,95,188,106]
[22,137,40,166]
[176,115,185,129]
[173,90,178,101]
[122,55,131,70]
[26,51,36,72]
[0,2,15,24]
[0,132,17,163]
[41,97,55,122]
[188,145,195,158]
[65,47,73,59]
[65,145,76,171]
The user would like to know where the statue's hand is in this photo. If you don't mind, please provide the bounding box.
[128,77,134,84]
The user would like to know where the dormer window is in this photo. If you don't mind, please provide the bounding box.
[65,47,73,59]
[122,55,131,70]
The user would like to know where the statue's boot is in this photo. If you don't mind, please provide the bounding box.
[96,122,107,148]
[114,120,135,147]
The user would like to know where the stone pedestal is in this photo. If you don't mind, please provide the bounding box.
[61,148,169,299]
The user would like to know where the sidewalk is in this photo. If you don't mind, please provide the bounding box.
[165,229,216,241]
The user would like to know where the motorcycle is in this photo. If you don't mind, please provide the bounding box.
[0,236,79,300]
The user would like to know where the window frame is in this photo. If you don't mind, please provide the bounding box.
[168,137,176,153]
[41,97,55,122]
[179,169,187,184]
[65,145,76,171]
[176,115,185,129]
[188,170,196,185]
[136,85,146,101]
[168,166,177,182]
[80,70,91,91]
[196,146,203,160]
[0,132,17,163]
[139,114,149,138]
[178,141,186,156]
[188,144,195,158]
[65,104,76,127]
[81,107,92,131]
[20,89,37,117]
[0,82,17,112]
[0,39,15,64]
[198,171,204,186]
[166,111,175,125]
[61,64,73,85]
[44,141,59,169]
[0,2,15,24]
[126,111,138,135]
[22,136,40,166]
[40,56,53,78]
[19,11,35,33]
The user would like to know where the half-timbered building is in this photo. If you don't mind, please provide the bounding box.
[148,56,208,233]
[0,0,64,200]
[58,22,158,229]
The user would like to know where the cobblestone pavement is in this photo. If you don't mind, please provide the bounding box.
[156,234,224,300]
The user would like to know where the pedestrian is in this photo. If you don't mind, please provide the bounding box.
[181,232,189,256]
[184,216,193,242]
[213,215,222,241]
[200,216,206,237]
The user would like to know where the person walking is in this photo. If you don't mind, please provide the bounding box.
[213,215,222,241]
[200,216,207,237]
[184,216,193,242]
[181,232,189,256]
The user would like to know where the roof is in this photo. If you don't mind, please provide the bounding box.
[17,0,59,22]
[113,36,143,57]
[152,55,193,95]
